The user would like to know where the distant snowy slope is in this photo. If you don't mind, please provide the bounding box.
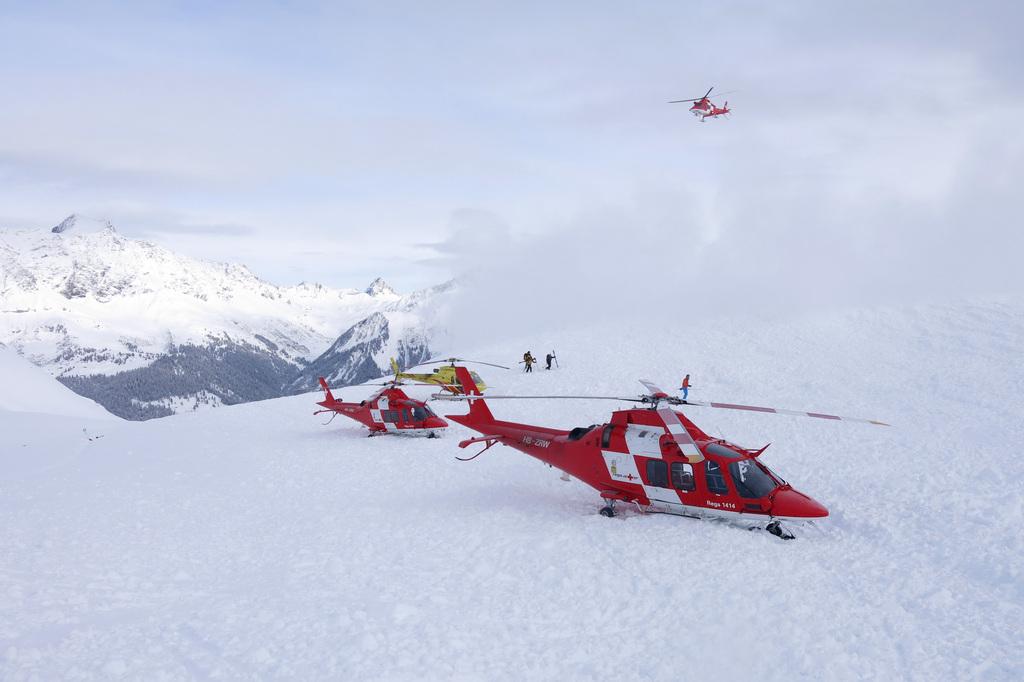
[0,345,113,420]
[1,296,1020,679]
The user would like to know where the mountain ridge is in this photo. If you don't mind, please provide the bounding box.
[1,215,450,419]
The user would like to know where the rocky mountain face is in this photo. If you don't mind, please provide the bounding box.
[289,312,432,392]
[0,215,449,419]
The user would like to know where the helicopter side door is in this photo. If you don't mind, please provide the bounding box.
[372,395,400,432]
[639,457,706,515]
[398,408,412,429]
[623,425,681,510]
[700,458,742,517]
[648,432,705,511]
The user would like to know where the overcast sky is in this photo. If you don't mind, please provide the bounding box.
[1,2,1021,304]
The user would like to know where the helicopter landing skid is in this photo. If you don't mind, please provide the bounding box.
[766,520,796,540]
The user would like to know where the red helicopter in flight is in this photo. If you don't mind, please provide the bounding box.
[441,368,887,539]
[669,86,732,121]
[315,376,448,437]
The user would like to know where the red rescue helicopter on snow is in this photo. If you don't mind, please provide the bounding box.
[440,368,887,539]
[315,376,448,437]
[669,86,732,121]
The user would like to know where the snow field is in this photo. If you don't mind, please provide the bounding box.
[1,296,1022,679]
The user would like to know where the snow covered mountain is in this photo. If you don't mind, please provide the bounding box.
[0,215,449,418]
[289,311,432,391]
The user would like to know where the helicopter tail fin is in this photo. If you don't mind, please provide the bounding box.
[318,377,336,403]
[452,365,494,423]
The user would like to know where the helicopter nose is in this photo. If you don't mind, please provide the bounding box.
[771,488,829,519]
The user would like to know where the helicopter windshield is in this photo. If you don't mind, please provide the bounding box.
[412,406,435,421]
[729,459,777,499]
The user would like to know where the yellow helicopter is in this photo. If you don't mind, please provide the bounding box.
[390,357,508,394]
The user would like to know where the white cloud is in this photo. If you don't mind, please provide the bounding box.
[0,2,1020,299]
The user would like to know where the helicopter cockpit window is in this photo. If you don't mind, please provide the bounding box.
[671,462,695,491]
[412,406,434,421]
[705,460,729,495]
[646,459,669,488]
[729,460,777,499]
[705,443,743,459]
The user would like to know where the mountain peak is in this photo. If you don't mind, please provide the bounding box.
[365,277,396,296]
[51,214,116,235]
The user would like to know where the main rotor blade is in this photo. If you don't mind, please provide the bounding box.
[366,379,442,388]
[408,357,511,370]
[433,394,645,403]
[683,399,889,426]
[458,359,511,369]
[639,379,670,398]
[655,408,704,464]
[433,383,889,426]
[669,87,724,104]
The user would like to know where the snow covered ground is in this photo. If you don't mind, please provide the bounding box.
[1,297,1021,679]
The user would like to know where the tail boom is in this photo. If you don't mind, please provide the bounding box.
[318,377,336,403]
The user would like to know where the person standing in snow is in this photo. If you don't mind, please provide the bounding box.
[679,374,691,401]
[523,351,536,373]
[545,352,555,370]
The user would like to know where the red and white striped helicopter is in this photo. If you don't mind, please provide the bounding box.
[315,376,449,437]
[439,368,887,539]
[669,86,732,121]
